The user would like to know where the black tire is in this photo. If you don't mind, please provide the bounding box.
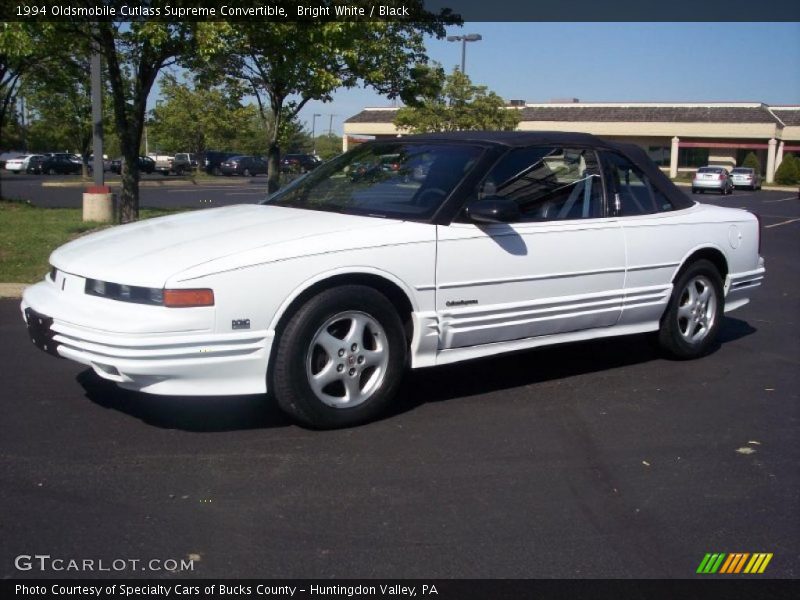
[244,168,252,177]
[48,168,56,175]
[658,259,724,360]
[271,285,407,429]
[691,188,697,194]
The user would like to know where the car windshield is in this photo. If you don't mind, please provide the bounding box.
[697,167,723,173]
[731,168,752,174]
[264,142,483,220]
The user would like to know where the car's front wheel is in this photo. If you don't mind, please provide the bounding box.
[271,285,407,428]
[658,259,723,359]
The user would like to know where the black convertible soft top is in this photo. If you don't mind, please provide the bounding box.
[394,131,694,210]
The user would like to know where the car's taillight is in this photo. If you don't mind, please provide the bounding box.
[163,289,215,308]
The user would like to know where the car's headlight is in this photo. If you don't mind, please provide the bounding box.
[84,278,213,307]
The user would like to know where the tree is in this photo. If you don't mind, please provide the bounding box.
[742,151,761,173]
[148,73,254,155]
[394,66,521,133]
[210,2,457,192]
[314,134,344,160]
[774,153,799,185]
[23,51,95,176]
[59,17,223,222]
[0,23,57,196]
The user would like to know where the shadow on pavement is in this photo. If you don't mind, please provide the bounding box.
[78,370,291,432]
[389,316,757,417]
[77,316,756,431]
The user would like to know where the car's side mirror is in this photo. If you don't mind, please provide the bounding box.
[465,196,521,224]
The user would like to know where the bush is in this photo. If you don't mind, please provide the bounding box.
[774,153,799,185]
[742,152,761,173]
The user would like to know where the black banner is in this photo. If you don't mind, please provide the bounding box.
[2,0,799,22]
[3,579,800,600]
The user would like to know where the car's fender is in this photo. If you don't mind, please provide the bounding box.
[267,265,420,333]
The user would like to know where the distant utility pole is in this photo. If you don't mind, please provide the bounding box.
[328,113,337,137]
[311,113,321,154]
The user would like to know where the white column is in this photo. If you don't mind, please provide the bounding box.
[766,138,777,184]
[342,135,349,153]
[775,140,785,170]
[669,136,679,179]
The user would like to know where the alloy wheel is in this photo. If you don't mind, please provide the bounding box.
[305,311,389,408]
[677,275,718,344]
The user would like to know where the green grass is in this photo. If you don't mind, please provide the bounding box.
[0,200,185,283]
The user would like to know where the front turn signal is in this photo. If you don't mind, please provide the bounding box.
[163,288,215,308]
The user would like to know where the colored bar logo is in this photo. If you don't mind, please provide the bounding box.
[697,553,773,574]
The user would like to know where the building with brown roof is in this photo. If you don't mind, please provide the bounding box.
[343,102,800,183]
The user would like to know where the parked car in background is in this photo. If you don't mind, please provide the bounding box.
[38,155,82,175]
[220,155,267,176]
[25,156,47,174]
[202,151,238,175]
[108,156,156,175]
[692,166,734,195]
[172,152,197,175]
[86,156,113,173]
[21,132,765,429]
[5,154,45,173]
[281,153,322,173]
[148,154,175,176]
[730,167,762,190]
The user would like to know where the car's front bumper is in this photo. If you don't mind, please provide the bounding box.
[21,278,271,396]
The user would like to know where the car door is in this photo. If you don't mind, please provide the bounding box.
[435,145,626,350]
[598,149,686,328]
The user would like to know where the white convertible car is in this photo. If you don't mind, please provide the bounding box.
[22,132,765,428]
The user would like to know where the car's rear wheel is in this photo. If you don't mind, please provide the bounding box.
[271,285,407,429]
[658,259,723,359]
[47,168,56,175]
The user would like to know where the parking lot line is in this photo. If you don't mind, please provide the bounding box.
[764,217,800,229]
[763,196,798,203]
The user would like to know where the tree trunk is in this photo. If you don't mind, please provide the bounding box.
[119,152,140,223]
[267,141,281,194]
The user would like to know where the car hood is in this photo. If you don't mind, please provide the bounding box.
[50,204,417,288]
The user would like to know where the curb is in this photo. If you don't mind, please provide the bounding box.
[0,283,28,299]
[671,180,798,193]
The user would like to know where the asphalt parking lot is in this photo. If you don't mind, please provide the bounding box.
[1,172,268,209]
[0,187,798,579]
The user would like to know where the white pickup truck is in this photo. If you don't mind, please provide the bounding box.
[148,153,194,176]
[148,154,174,175]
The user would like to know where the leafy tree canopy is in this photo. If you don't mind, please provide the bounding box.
[205,3,458,191]
[394,66,520,133]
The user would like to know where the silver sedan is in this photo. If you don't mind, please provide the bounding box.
[692,167,734,195]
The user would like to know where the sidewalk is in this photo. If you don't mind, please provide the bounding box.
[0,283,27,299]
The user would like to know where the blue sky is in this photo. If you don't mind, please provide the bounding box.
[297,22,800,136]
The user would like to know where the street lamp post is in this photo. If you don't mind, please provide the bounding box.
[311,113,321,155]
[446,33,482,75]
